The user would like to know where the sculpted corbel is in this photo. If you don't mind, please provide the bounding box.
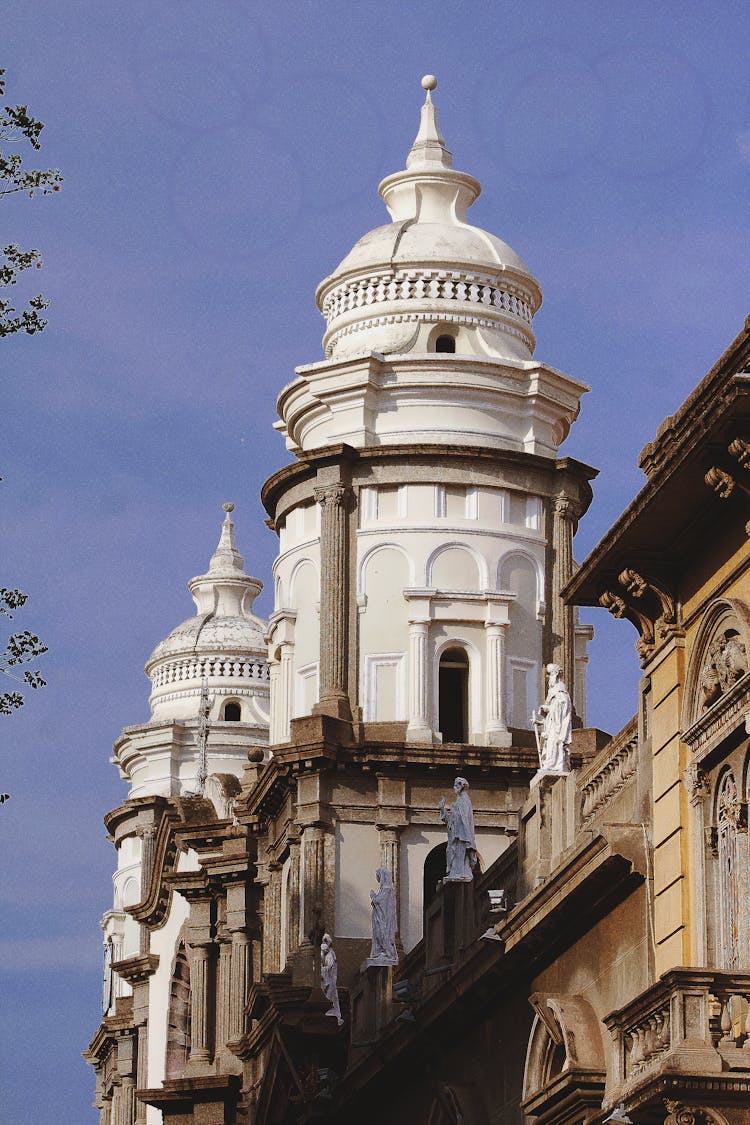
[617,568,678,639]
[599,590,655,661]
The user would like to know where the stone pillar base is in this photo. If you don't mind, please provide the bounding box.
[405,724,434,743]
[485,728,513,747]
[313,695,352,721]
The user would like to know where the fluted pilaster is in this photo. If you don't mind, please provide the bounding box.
[406,619,430,742]
[187,943,212,1067]
[484,621,511,746]
[551,494,577,692]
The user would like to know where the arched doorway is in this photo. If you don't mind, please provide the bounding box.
[439,648,469,743]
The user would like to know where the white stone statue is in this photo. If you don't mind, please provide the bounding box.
[438,777,477,882]
[369,867,398,965]
[533,663,572,774]
[320,933,343,1025]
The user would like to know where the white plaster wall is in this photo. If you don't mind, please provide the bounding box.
[146,848,200,1125]
[335,822,380,938]
[359,546,409,720]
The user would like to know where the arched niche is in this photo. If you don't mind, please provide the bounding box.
[682,597,750,730]
[522,994,606,1119]
[428,543,483,590]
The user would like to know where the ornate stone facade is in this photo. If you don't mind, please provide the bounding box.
[87,78,750,1125]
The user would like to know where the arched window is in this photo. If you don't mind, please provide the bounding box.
[435,334,456,353]
[438,648,468,743]
[223,701,241,722]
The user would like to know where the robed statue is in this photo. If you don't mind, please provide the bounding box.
[532,663,572,774]
[438,777,477,882]
[369,867,398,964]
[320,933,343,1025]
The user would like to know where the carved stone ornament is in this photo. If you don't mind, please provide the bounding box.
[704,825,718,857]
[599,590,655,661]
[684,763,710,803]
[617,568,677,633]
[663,1099,711,1125]
[313,483,351,508]
[553,493,579,521]
[704,466,736,500]
[699,629,748,711]
[728,436,750,468]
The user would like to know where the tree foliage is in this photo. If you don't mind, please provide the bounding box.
[0,586,47,717]
[0,68,62,337]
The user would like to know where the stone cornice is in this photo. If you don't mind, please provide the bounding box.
[111,953,159,985]
[261,442,597,523]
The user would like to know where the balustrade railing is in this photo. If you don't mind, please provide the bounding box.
[580,717,638,825]
[605,969,750,1093]
[150,657,270,689]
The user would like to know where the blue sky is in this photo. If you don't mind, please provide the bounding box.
[2,2,749,1119]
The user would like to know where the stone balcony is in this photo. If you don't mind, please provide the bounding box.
[603,968,750,1118]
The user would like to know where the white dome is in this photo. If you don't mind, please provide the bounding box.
[145,506,270,723]
[315,80,541,363]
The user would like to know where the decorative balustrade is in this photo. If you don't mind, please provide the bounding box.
[150,657,270,689]
[605,969,750,1095]
[321,269,535,327]
[580,717,638,825]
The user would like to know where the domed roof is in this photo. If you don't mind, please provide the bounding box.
[315,76,541,362]
[146,505,267,670]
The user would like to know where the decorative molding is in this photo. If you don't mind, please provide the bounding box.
[580,720,638,824]
[683,763,710,804]
[728,436,750,468]
[325,309,532,358]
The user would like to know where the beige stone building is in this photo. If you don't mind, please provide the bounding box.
[86,78,750,1125]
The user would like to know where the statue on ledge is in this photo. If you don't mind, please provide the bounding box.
[532,663,572,775]
[321,933,343,1025]
[439,777,477,882]
[369,867,398,965]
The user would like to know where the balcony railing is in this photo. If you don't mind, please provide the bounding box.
[604,968,750,1100]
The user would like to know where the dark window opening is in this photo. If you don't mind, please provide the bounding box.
[223,701,241,722]
[435,334,456,353]
[423,842,447,917]
[438,648,469,743]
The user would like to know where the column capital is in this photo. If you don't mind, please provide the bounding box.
[553,492,579,520]
[314,483,352,507]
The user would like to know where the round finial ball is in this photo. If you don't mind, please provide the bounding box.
[223,502,235,513]
[248,747,264,764]
[421,74,438,92]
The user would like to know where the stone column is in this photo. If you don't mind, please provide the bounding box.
[685,764,710,964]
[406,619,431,742]
[229,930,250,1041]
[378,826,402,945]
[551,494,577,694]
[285,838,301,963]
[134,1026,148,1125]
[187,943,213,1069]
[119,1079,135,1125]
[135,824,157,956]
[313,484,351,719]
[268,657,281,744]
[292,825,329,985]
[484,621,511,746]
[279,643,294,741]
[216,928,232,1053]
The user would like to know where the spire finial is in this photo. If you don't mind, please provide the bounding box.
[406,74,452,170]
[209,503,245,574]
